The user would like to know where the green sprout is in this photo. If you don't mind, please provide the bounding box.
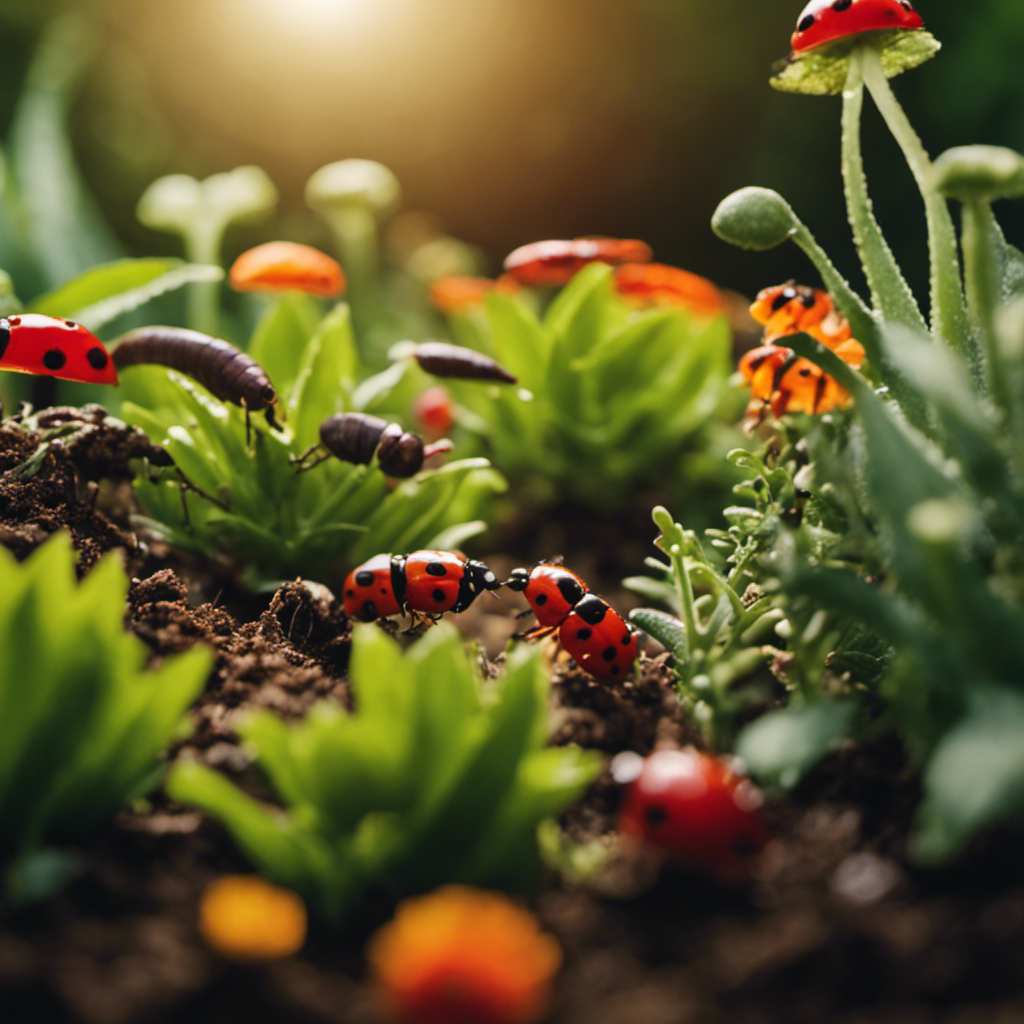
[137,166,278,334]
[0,533,211,904]
[711,11,1024,860]
[119,300,503,588]
[429,263,733,512]
[167,624,601,924]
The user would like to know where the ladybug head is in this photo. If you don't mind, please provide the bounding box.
[504,567,531,592]
[465,559,502,593]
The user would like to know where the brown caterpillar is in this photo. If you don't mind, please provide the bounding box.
[112,326,280,431]
[296,412,452,478]
[412,341,517,384]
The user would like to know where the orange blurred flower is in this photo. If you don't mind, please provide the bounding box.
[502,236,652,287]
[430,275,520,313]
[229,241,346,297]
[198,875,307,962]
[413,385,455,440]
[368,886,562,1024]
[613,262,725,318]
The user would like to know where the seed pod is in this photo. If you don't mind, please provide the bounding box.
[113,327,278,425]
[413,341,516,384]
[319,412,425,478]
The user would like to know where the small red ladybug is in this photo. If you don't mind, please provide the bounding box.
[505,563,637,680]
[791,0,923,54]
[612,748,768,881]
[412,386,455,441]
[0,314,117,385]
[343,550,501,623]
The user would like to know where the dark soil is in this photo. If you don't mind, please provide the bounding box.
[2,410,1023,1024]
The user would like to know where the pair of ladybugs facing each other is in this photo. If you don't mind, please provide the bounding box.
[342,552,638,681]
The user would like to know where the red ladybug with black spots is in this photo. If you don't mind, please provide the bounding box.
[791,0,923,54]
[342,550,501,623]
[505,563,637,680]
[0,314,117,385]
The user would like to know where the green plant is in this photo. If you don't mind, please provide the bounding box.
[120,298,504,588]
[708,15,1024,859]
[432,262,734,512]
[167,624,601,924]
[0,533,210,902]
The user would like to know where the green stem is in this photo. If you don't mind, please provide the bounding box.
[185,222,223,336]
[325,207,381,354]
[861,46,976,368]
[841,50,926,334]
[667,539,699,680]
[961,199,1010,414]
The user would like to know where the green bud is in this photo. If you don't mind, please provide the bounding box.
[932,146,1024,202]
[712,187,797,251]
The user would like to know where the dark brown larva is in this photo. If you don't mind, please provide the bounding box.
[112,326,279,427]
[319,412,425,478]
[412,341,517,384]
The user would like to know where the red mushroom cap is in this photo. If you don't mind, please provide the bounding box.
[791,0,923,54]
[229,241,346,297]
[503,237,652,287]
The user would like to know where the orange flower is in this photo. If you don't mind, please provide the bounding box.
[198,875,307,962]
[613,262,725,318]
[750,281,851,344]
[430,275,519,313]
[229,241,346,297]
[503,236,652,287]
[368,886,562,1024]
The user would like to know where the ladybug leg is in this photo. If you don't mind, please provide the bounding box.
[290,444,331,473]
[513,623,558,642]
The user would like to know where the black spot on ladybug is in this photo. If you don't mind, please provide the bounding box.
[602,645,617,662]
[770,291,791,313]
[426,561,448,577]
[64,319,77,329]
[557,577,586,606]
[798,13,815,31]
[360,599,377,620]
[86,347,108,370]
[622,633,632,645]
[43,349,67,371]
[644,804,668,827]
[535,593,548,605]
[832,0,852,11]
[799,288,816,307]
[432,588,446,603]
[345,589,355,597]
[575,594,609,626]
[355,570,376,587]
[576,627,593,641]
[0,319,9,362]
[799,367,812,378]
[380,588,388,594]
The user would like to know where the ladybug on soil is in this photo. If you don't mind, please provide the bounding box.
[0,314,118,386]
[505,563,637,680]
[791,0,922,54]
[342,550,501,623]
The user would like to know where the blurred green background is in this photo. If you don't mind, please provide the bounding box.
[0,0,1021,304]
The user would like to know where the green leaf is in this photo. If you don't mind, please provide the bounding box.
[630,607,689,668]
[28,259,222,329]
[736,701,856,790]
[913,688,1024,863]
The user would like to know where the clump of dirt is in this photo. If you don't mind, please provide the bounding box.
[0,405,165,571]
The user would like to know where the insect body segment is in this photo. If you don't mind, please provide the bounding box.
[0,314,118,386]
[112,327,279,428]
[791,0,922,53]
[342,550,501,623]
[506,563,637,680]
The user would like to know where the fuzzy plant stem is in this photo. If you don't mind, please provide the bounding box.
[324,207,380,348]
[841,49,927,334]
[860,46,976,369]
[960,200,1011,415]
[185,222,223,336]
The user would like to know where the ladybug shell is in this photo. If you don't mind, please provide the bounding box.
[343,553,403,622]
[504,237,653,287]
[791,0,923,54]
[618,748,767,879]
[1,314,118,385]
[520,564,588,628]
[402,550,468,616]
[750,283,832,336]
[558,593,637,679]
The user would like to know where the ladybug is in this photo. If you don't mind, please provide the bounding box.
[0,314,118,385]
[612,747,768,881]
[505,563,637,680]
[791,0,923,54]
[749,281,839,340]
[503,237,653,287]
[343,550,501,623]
